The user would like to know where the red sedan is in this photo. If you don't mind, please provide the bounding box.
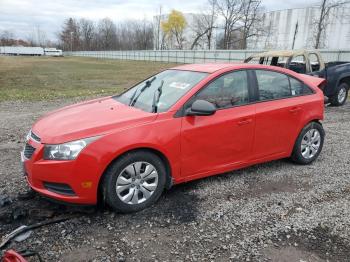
[22,63,325,213]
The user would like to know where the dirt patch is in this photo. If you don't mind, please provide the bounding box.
[264,246,325,262]
[268,226,350,262]
[60,247,97,262]
[227,176,310,201]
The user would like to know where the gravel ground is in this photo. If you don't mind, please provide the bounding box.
[0,99,350,262]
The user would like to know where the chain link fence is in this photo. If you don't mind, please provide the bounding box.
[65,49,350,63]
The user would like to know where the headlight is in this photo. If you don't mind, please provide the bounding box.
[43,136,100,160]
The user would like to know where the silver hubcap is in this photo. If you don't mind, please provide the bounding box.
[301,129,321,159]
[116,161,158,205]
[338,87,346,103]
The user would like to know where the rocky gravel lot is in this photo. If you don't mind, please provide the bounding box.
[0,99,350,262]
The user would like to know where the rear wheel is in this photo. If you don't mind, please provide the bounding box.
[102,151,166,213]
[291,122,325,165]
[330,83,348,106]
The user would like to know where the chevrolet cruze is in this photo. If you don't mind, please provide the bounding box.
[22,63,325,213]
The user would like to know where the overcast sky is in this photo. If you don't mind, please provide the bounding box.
[0,0,319,41]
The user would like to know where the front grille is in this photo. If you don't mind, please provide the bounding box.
[24,143,36,159]
[30,131,41,142]
[43,182,76,196]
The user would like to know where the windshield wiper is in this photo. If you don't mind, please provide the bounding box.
[152,80,164,113]
[129,76,156,106]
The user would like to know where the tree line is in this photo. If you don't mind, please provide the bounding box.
[58,0,264,51]
[58,17,153,51]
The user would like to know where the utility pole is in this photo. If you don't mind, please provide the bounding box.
[315,0,327,49]
[70,31,73,52]
[292,21,298,49]
[156,6,162,50]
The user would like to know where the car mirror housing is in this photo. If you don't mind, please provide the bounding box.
[186,100,216,116]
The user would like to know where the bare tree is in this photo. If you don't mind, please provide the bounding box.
[36,25,47,47]
[79,18,95,50]
[59,18,80,51]
[132,19,154,50]
[239,0,262,49]
[313,0,350,48]
[26,31,36,46]
[98,18,117,50]
[214,0,244,49]
[26,25,48,47]
[190,1,217,50]
[0,30,15,45]
[117,20,153,50]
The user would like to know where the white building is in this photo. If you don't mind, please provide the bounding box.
[153,13,217,50]
[248,6,350,50]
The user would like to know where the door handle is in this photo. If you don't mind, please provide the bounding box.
[289,107,301,114]
[237,118,252,126]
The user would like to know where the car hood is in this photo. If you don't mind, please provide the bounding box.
[32,97,157,144]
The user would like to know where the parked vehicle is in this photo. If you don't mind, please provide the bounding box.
[0,46,63,57]
[44,48,63,57]
[0,46,44,56]
[244,50,350,106]
[22,63,325,213]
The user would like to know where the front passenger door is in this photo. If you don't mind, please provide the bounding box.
[180,70,256,178]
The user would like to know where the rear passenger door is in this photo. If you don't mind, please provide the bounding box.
[252,70,312,160]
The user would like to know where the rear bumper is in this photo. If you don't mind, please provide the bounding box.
[22,140,102,205]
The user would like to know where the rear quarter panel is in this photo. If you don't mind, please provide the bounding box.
[287,76,324,155]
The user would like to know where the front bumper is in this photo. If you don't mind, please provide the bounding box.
[22,138,101,205]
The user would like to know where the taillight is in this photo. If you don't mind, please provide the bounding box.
[318,80,326,90]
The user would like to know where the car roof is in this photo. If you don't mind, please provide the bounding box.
[171,63,293,74]
[170,63,238,73]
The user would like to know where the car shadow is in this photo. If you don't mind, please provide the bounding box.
[0,158,301,234]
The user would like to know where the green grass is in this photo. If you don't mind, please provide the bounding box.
[0,56,177,101]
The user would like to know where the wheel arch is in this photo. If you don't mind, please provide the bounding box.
[290,118,323,155]
[340,76,350,89]
[299,119,323,134]
[97,147,174,205]
[336,74,350,89]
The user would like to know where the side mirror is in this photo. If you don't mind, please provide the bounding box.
[186,100,216,116]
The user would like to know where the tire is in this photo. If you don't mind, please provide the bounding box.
[291,122,325,165]
[330,82,349,106]
[102,150,166,213]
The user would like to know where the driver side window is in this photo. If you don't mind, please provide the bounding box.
[195,70,249,109]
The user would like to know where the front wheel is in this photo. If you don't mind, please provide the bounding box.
[102,151,166,213]
[291,122,325,165]
[330,83,348,106]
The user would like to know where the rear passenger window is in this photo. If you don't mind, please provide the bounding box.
[256,70,291,101]
[196,70,249,109]
[290,77,313,96]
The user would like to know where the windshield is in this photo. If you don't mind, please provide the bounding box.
[114,70,208,113]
